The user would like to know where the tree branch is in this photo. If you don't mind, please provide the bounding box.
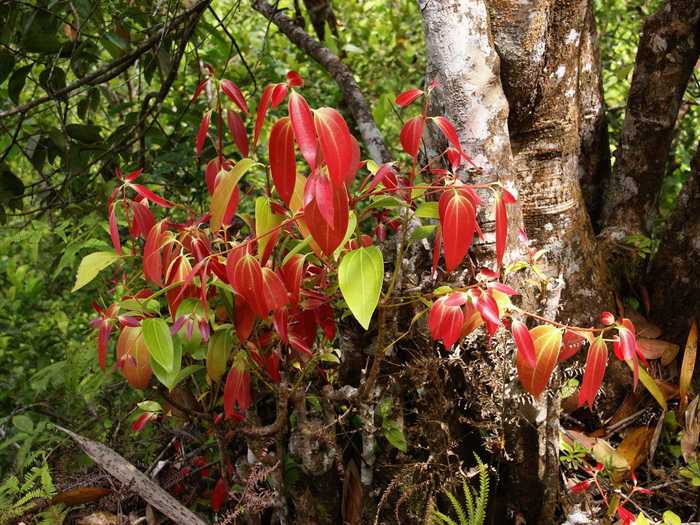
[601,0,700,237]
[0,0,211,120]
[251,0,391,164]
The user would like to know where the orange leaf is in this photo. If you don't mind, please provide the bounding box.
[516,325,562,397]
[680,320,697,412]
[578,337,608,410]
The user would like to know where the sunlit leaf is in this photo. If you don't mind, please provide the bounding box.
[338,246,384,330]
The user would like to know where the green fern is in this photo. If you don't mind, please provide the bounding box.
[430,454,490,525]
[0,454,65,525]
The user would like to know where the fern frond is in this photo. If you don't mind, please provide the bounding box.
[473,453,489,525]
[462,480,475,522]
[432,510,458,525]
[444,487,468,525]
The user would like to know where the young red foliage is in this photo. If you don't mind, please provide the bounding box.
[395,88,424,108]
[302,172,349,255]
[226,110,249,157]
[195,110,212,157]
[314,107,356,186]
[224,352,251,417]
[578,337,608,409]
[253,84,275,149]
[210,478,228,512]
[399,116,425,160]
[428,293,467,349]
[511,319,536,367]
[439,187,476,272]
[288,91,318,170]
[495,193,507,268]
[516,325,562,397]
[220,79,249,114]
[268,117,297,206]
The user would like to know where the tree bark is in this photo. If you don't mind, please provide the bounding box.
[601,0,700,238]
[650,144,700,339]
[489,0,612,324]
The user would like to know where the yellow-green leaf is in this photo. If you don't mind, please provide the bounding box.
[255,196,283,261]
[627,359,668,410]
[210,158,256,231]
[72,251,120,292]
[338,246,383,330]
[142,318,175,373]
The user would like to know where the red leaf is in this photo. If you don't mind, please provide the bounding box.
[129,200,155,239]
[131,184,173,208]
[211,478,228,512]
[96,321,112,370]
[224,354,251,416]
[432,116,461,153]
[560,329,586,361]
[108,203,122,255]
[271,83,288,108]
[222,185,241,227]
[116,326,152,390]
[307,168,335,226]
[516,325,562,397]
[261,267,289,313]
[191,78,209,102]
[220,79,249,114]
[495,193,507,268]
[195,110,211,157]
[269,117,297,206]
[226,110,249,157]
[253,84,274,148]
[428,294,464,349]
[227,250,267,317]
[314,107,355,186]
[578,337,608,410]
[302,173,349,255]
[131,412,155,433]
[511,319,536,368]
[281,255,305,304]
[144,221,169,286]
[476,292,500,334]
[288,91,318,170]
[124,169,143,182]
[395,88,424,108]
[287,70,304,87]
[205,158,232,194]
[234,295,255,341]
[439,188,476,272]
[399,116,425,159]
[619,320,639,389]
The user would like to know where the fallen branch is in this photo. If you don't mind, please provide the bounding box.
[55,425,208,525]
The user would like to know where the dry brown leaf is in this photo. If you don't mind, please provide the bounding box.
[51,487,111,506]
[680,320,697,412]
[77,513,119,525]
[56,426,207,525]
[626,311,662,339]
[681,395,700,463]
[616,426,654,474]
[637,338,678,361]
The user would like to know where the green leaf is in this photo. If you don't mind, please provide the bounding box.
[333,211,357,260]
[8,65,32,105]
[663,511,681,525]
[137,401,162,413]
[409,224,436,242]
[207,330,233,381]
[255,196,283,261]
[66,124,102,143]
[142,318,175,373]
[628,360,668,411]
[12,415,33,433]
[72,251,120,292]
[338,246,383,330]
[415,201,439,219]
[382,419,408,452]
[0,50,16,85]
[210,158,256,231]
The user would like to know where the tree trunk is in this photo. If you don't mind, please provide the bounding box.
[649,143,700,339]
[489,0,612,323]
[601,0,700,238]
